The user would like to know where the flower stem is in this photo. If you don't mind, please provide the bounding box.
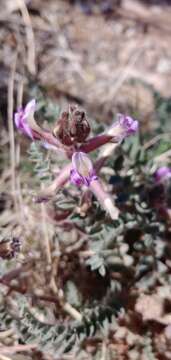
[63,302,82,322]
[35,163,72,202]
[90,180,119,220]
[79,134,113,153]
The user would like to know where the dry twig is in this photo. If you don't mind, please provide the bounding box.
[0,344,37,355]
[17,0,36,74]
[7,53,17,208]
[40,184,52,265]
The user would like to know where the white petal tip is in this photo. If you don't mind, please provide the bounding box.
[25,99,36,115]
[104,198,119,220]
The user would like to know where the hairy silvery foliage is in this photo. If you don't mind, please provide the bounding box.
[1,98,171,359]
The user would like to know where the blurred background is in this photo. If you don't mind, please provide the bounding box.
[1,1,171,359]
[1,0,171,130]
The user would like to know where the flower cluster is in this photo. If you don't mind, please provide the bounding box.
[14,99,139,219]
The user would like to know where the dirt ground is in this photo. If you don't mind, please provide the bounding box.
[1,0,171,126]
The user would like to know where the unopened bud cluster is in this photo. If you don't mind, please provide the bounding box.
[53,105,90,146]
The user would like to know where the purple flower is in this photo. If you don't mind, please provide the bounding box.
[154,166,171,182]
[118,114,139,135]
[14,99,36,139]
[70,152,98,187]
[70,152,119,219]
[107,114,139,142]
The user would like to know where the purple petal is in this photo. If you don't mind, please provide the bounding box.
[118,114,139,135]
[22,122,34,139]
[70,152,98,187]
[14,112,21,129]
[154,166,171,182]
[72,152,93,177]
[24,99,36,117]
[70,169,84,186]
[130,120,139,133]
[106,114,139,143]
[14,100,36,139]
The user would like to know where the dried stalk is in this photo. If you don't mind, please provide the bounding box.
[17,0,36,74]
[7,53,17,208]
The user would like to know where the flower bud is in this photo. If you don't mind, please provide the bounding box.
[53,105,90,146]
[106,114,138,142]
[69,105,90,143]
[53,110,72,146]
[14,99,36,139]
